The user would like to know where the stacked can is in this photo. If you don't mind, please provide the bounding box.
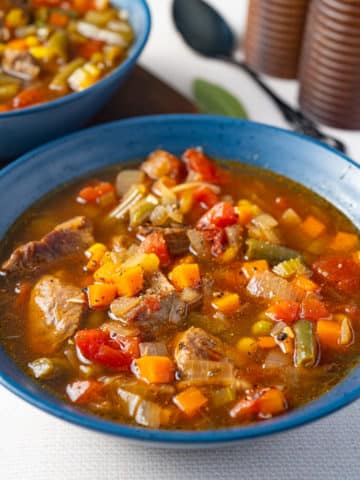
[244,0,311,79]
[299,0,360,129]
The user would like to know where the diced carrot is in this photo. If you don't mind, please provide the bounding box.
[173,387,208,417]
[6,38,29,50]
[293,275,319,292]
[87,283,117,309]
[168,263,201,290]
[242,260,269,279]
[265,300,299,323]
[85,243,108,272]
[49,11,69,27]
[66,379,103,404]
[300,215,326,239]
[257,336,277,349]
[114,266,144,297]
[230,387,287,419]
[316,320,341,349]
[229,397,257,419]
[212,292,240,315]
[94,261,118,283]
[236,204,254,226]
[77,186,97,203]
[134,356,175,384]
[256,388,287,416]
[328,232,358,253]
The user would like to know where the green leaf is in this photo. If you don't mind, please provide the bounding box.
[193,79,249,119]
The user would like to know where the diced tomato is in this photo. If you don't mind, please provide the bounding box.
[266,300,299,323]
[300,293,329,321]
[230,387,287,419]
[77,181,115,204]
[75,329,138,370]
[193,186,219,209]
[140,231,170,265]
[202,228,227,257]
[183,148,218,182]
[197,202,237,229]
[113,334,140,359]
[313,256,360,296]
[12,87,46,110]
[74,39,104,59]
[66,379,103,404]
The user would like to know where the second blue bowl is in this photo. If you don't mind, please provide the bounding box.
[0,0,151,160]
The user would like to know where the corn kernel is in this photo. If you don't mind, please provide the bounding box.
[236,337,257,356]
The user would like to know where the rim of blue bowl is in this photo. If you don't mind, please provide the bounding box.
[0,0,151,119]
[1,114,360,445]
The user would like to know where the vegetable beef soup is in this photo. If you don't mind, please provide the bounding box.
[1,148,360,430]
[0,0,134,111]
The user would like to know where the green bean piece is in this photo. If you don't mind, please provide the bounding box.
[48,30,69,60]
[245,238,301,265]
[49,57,85,92]
[129,194,158,228]
[0,83,20,101]
[28,357,70,380]
[294,320,317,368]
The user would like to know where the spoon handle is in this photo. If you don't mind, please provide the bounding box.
[224,57,347,154]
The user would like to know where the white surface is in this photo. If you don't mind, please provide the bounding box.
[1,1,360,479]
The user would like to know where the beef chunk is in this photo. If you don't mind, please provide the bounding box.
[137,226,190,256]
[28,275,85,355]
[2,216,94,275]
[174,327,225,370]
[2,48,40,80]
[110,272,187,333]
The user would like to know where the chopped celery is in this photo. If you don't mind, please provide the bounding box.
[211,387,236,407]
[273,257,309,278]
[294,320,317,368]
[109,184,147,220]
[47,31,69,60]
[129,194,158,228]
[245,239,300,265]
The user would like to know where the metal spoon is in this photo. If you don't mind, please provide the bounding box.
[172,0,346,154]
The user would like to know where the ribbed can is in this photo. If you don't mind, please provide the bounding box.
[299,0,360,129]
[244,0,311,79]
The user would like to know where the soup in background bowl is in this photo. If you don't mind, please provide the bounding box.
[0,115,359,446]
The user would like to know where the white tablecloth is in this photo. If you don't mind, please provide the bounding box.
[1,1,360,478]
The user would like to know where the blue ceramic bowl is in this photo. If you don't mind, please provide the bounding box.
[0,0,151,160]
[1,115,359,447]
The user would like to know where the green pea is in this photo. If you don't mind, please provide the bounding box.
[251,319,274,336]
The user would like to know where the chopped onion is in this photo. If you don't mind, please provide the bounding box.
[152,178,177,205]
[281,208,301,226]
[178,360,234,387]
[101,321,140,338]
[139,342,168,357]
[249,213,281,244]
[180,287,202,305]
[135,399,162,428]
[110,297,142,320]
[171,182,220,194]
[225,224,242,248]
[247,271,303,301]
[339,315,353,345]
[117,388,141,416]
[116,170,145,196]
[252,213,278,229]
[263,350,291,369]
[150,205,169,226]
[77,21,126,46]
